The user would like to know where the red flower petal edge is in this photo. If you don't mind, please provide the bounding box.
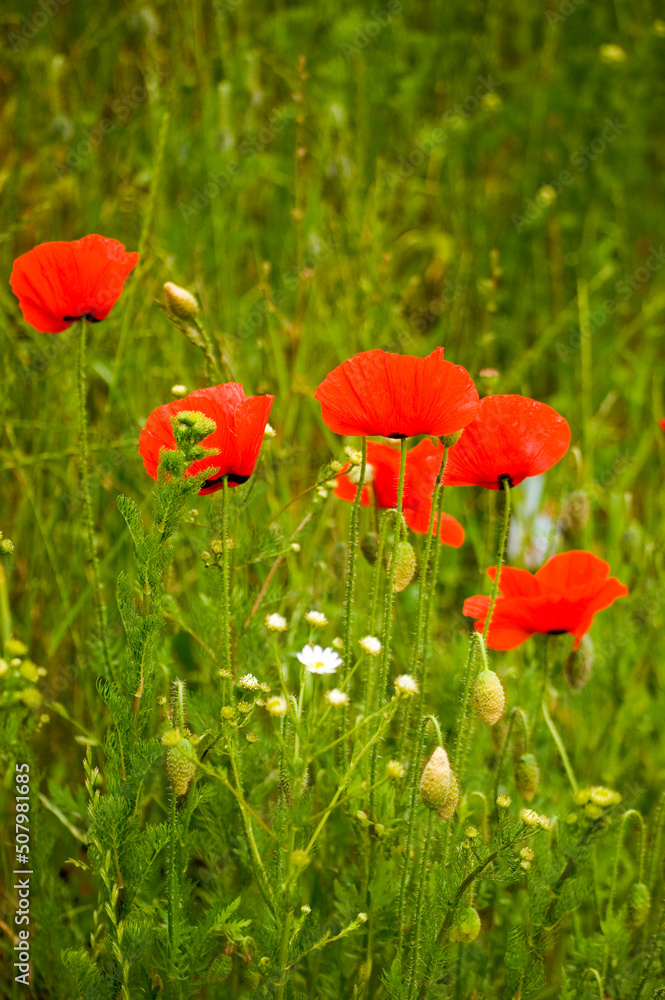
[314,347,479,439]
[334,439,465,547]
[10,234,139,333]
[462,550,628,649]
[443,394,570,490]
[138,384,274,495]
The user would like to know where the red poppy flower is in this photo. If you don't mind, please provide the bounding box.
[334,439,465,547]
[443,394,570,490]
[138,384,274,494]
[9,234,139,334]
[659,418,665,433]
[314,347,479,439]
[463,550,628,650]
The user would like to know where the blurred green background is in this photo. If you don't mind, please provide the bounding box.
[2,0,665,992]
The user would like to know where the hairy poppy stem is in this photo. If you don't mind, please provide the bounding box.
[602,810,646,984]
[78,319,112,677]
[343,438,367,759]
[220,477,233,685]
[397,716,428,955]
[406,809,434,999]
[482,480,511,642]
[541,700,578,793]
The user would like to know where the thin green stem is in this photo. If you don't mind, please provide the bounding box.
[78,319,112,676]
[541,700,578,793]
[602,810,646,983]
[482,480,511,642]
[407,810,434,999]
[220,477,233,681]
[343,438,367,680]
[412,447,448,685]
[398,717,429,953]
[493,707,529,812]
[167,791,179,954]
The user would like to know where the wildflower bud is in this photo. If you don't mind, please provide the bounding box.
[348,462,375,486]
[6,638,28,658]
[172,410,216,453]
[473,669,506,725]
[0,533,14,556]
[419,747,451,810]
[564,635,594,691]
[266,695,287,717]
[161,729,182,747]
[440,430,463,448]
[166,737,198,796]
[449,906,481,944]
[163,281,200,321]
[391,540,417,592]
[207,955,232,983]
[171,384,188,397]
[437,772,461,820]
[627,882,651,928]
[563,490,590,533]
[514,753,540,802]
[361,532,379,565]
[387,760,406,781]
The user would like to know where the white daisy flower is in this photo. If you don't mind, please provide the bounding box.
[305,610,328,627]
[297,644,342,675]
[359,635,381,656]
[326,688,350,707]
[394,674,419,697]
[265,613,288,632]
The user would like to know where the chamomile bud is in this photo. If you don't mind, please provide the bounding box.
[514,753,540,803]
[391,540,417,592]
[163,281,200,321]
[627,882,651,928]
[305,610,328,627]
[359,635,381,656]
[387,760,406,781]
[266,695,287,717]
[395,674,419,698]
[265,613,288,632]
[420,747,451,810]
[325,688,350,708]
[473,669,506,725]
[238,674,259,690]
[496,794,511,809]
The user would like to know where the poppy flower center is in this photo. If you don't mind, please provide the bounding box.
[203,472,250,489]
[497,473,514,490]
[63,313,102,323]
[387,433,408,440]
[546,629,568,635]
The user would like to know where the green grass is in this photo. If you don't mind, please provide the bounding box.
[2,1,665,997]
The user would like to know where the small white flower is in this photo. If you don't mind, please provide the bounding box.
[291,542,301,553]
[520,808,540,828]
[348,463,375,486]
[301,904,311,914]
[297,644,342,675]
[171,384,188,397]
[265,613,288,632]
[238,673,259,690]
[326,688,350,708]
[264,423,276,438]
[305,610,328,627]
[394,674,419,698]
[265,695,287,717]
[359,635,381,656]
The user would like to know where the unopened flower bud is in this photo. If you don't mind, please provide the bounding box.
[564,635,594,691]
[207,955,232,983]
[473,669,506,725]
[420,747,451,810]
[627,882,651,928]
[449,906,481,943]
[514,753,540,802]
[563,490,590,533]
[437,772,461,820]
[440,430,463,448]
[360,532,379,565]
[163,281,200,321]
[0,534,14,556]
[166,737,198,795]
[391,540,417,592]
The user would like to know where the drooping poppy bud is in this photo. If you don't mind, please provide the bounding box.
[514,753,540,802]
[473,669,506,725]
[420,747,451,810]
[627,882,651,928]
[391,540,417,592]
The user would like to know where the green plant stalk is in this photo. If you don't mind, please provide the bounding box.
[406,809,434,1000]
[221,476,233,689]
[168,790,179,955]
[412,447,448,684]
[343,437,367,679]
[78,319,112,677]
[482,479,511,642]
[602,809,646,984]
[397,716,429,954]
[493,707,529,811]
[541,700,578,793]
[368,510,390,634]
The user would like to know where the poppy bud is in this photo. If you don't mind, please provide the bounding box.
[563,490,590,533]
[391,540,417,592]
[627,882,650,928]
[166,737,198,796]
[514,753,540,802]
[472,669,505,725]
[207,955,232,983]
[449,906,481,943]
[420,747,451,810]
[163,281,200,321]
[440,430,463,448]
[437,772,461,821]
[564,635,594,691]
[361,532,379,565]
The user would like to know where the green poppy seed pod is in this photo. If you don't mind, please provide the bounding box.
[361,532,379,565]
[207,955,232,983]
[473,669,506,725]
[564,635,594,691]
[514,753,540,803]
[437,771,461,821]
[563,490,590,533]
[440,429,463,448]
[449,906,481,944]
[163,281,200,321]
[627,882,651,928]
[166,737,198,796]
[419,747,451,810]
[391,540,417,592]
